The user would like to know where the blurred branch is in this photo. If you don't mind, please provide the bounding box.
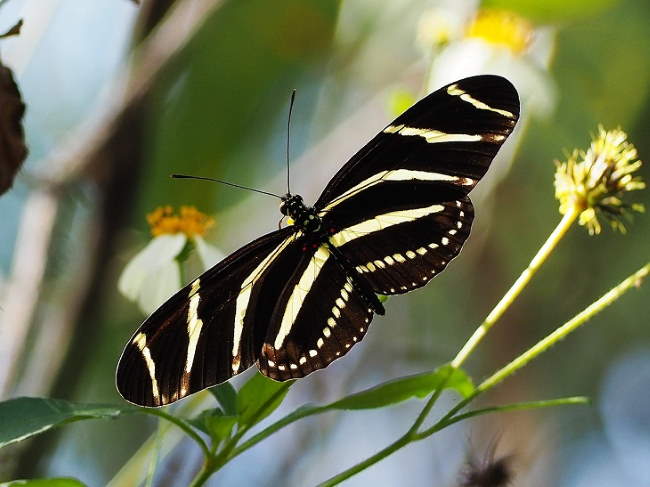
[0,190,58,394]
[5,0,225,477]
[39,0,226,189]
[1,0,225,401]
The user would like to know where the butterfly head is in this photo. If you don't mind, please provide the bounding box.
[280,194,321,232]
[280,194,304,217]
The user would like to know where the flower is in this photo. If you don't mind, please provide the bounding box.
[146,205,214,237]
[118,206,223,314]
[465,8,532,55]
[421,4,555,122]
[416,3,556,197]
[416,7,466,50]
[554,127,645,235]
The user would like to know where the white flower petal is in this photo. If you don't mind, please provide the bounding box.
[416,7,468,52]
[118,234,187,301]
[194,236,225,271]
[427,39,556,120]
[136,261,182,314]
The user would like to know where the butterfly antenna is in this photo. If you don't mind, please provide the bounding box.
[171,174,283,199]
[286,89,296,195]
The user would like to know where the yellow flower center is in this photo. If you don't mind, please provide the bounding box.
[554,126,645,235]
[466,9,532,54]
[146,206,214,237]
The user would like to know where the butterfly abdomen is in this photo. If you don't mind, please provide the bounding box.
[326,242,385,315]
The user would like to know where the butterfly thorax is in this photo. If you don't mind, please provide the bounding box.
[280,194,321,233]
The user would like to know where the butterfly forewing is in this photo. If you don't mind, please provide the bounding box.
[314,75,518,295]
[314,75,519,213]
[117,227,295,406]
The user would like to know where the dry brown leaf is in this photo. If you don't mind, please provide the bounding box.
[0,62,27,195]
[0,19,23,38]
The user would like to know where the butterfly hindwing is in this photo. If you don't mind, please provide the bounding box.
[330,197,474,295]
[259,244,374,380]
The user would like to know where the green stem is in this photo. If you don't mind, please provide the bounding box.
[320,375,467,486]
[318,260,648,485]
[140,408,211,458]
[477,262,649,394]
[144,419,163,487]
[432,396,589,430]
[188,457,218,487]
[231,405,327,458]
[211,382,294,470]
[107,394,208,487]
[406,368,453,435]
[414,394,476,440]
[317,433,412,487]
[452,206,580,368]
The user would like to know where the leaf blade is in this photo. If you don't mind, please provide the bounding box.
[0,397,134,449]
[208,382,237,415]
[327,365,474,410]
[0,478,87,487]
[236,373,293,427]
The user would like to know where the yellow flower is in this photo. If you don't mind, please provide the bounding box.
[554,127,645,235]
[420,4,555,197]
[465,9,532,55]
[119,206,222,314]
[146,205,214,237]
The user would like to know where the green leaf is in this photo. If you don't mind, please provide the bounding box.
[208,382,237,415]
[232,366,475,458]
[205,414,238,443]
[236,373,292,427]
[189,409,237,443]
[0,397,134,449]
[188,408,220,435]
[481,0,619,22]
[0,478,86,487]
[327,365,474,410]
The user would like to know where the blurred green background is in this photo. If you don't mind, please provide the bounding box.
[0,0,648,485]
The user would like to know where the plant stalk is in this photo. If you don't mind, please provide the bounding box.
[452,206,580,368]
[477,262,649,393]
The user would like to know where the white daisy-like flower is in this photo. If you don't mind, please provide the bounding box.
[417,3,556,192]
[118,206,223,314]
[425,6,556,119]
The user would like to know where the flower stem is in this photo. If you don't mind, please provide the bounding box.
[140,408,211,458]
[477,262,649,394]
[188,457,218,487]
[317,213,648,487]
[107,394,208,487]
[317,433,412,487]
[451,206,580,368]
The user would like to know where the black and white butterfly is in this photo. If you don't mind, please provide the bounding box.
[117,75,520,407]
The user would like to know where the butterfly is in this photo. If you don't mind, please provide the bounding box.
[116,75,520,407]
